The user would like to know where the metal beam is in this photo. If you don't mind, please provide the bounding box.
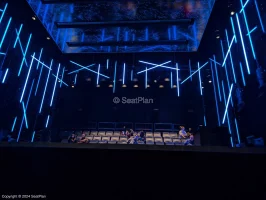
[67,40,188,47]
[55,19,194,28]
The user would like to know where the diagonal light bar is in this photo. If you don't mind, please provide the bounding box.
[2,68,9,83]
[18,33,32,76]
[240,0,256,59]
[222,84,234,124]
[222,35,235,67]
[209,58,221,66]
[35,63,44,96]
[11,116,17,132]
[239,0,250,13]
[113,61,117,93]
[45,115,50,128]
[222,81,232,134]
[254,0,265,33]
[70,60,110,79]
[247,26,257,36]
[225,30,237,83]
[97,64,100,85]
[230,17,237,43]
[22,101,28,129]
[39,59,53,113]
[74,73,77,85]
[31,131,35,142]
[0,3,8,24]
[181,61,208,84]
[60,67,65,88]
[198,62,202,96]
[176,63,180,96]
[20,53,35,103]
[67,63,95,74]
[137,61,172,74]
[15,30,29,68]
[213,55,222,101]
[234,118,241,144]
[239,62,246,86]
[236,14,250,74]
[50,63,61,107]
[123,63,126,85]
[36,48,43,70]
[0,52,6,55]
[0,17,12,50]
[13,24,23,48]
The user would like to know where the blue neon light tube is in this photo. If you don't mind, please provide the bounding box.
[230,17,237,43]
[239,0,250,13]
[198,62,202,96]
[247,26,257,36]
[181,62,208,84]
[239,62,246,86]
[213,55,222,101]
[20,53,35,103]
[2,68,8,83]
[209,58,221,66]
[137,61,172,74]
[35,63,44,96]
[107,59,109,69]
[123,63,126,85]
[97,64,100,85]
[13,24,23,48]
[176,63,180,96]
[225,30,237,83]
[0,17,12,50]
[236,14,250,74]
[18,34,32,76]
[222,84,234,124]
[145,67,147,88]
[36,48,43,70]
[234,118,241,144]
[31,131,35,142]
[60,67,65,88]
[0,3,7,24]
[74,73,77,85]
[222,81,232,134]
[39,59,53,113]
[131,70,133,81]
[22,102,28,129]
[68,64,95,75]
[11,117,17,132]
[45,115,50,128]
[170,71,173,88]
[204,115,207,126]
[50,64,61,107]
[113,61,117,93]
[189,60,192,81]
[254,0,265,33]
[222,35,235,67]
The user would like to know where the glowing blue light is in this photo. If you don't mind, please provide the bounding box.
[213,55,222,101]
[113,61,117,93]
[145,27,148,40]
[2,68,8,83]
[31,131,35,142]
[45,115,50,128]
[222,84,234,124]
[170,71,173,88]
[189,60,192,81]
[11,117,17,132]
[36,48,43,70]
[0,52,5,55]
[247,26,257,36]
[0,17,12,50]
[97,64,100,85]
[145,67,147,89]
[35,63,44,96]
[210,61,221,126]
[230,137,234,147]
[137,61,172,74]
[60,67,65,88]
[68,63,95,75]
[209,58,221,66]
[236,14,250,74]
[181,62,208,84]
[230,17,237,43]
[222,35,235,67]
[198,62,202,96]
[70,61,110,78]
[18,33,32,76]
[239,62,246,86]
[39,59,53,113]
[123,63,126,85]
[239,0,250,13]
[107,59,109,69]
[225,30,237,83]
[131,70,133,81]
[20,53,35,103]
[22,101,28,129]
[50,64,61,107]
[176,63,180,96]
[168,28,171,40]
[204,116,207,126]
[240,0,256,60]
[222,81,232,134]
[254,0,265,33]
[0,3,7,24]
[13,24,23,48]
[74,73,77,85]
[234,118,241,144]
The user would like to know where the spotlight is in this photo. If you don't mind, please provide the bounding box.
[209,80,212,83]
[133,84,138,88]
[164,78,170,82]
[47,37,50,40]
[231,11,235,15]
[154,80,157,83]
[159,85,164,88]
[202,87,204,89]
[71,85,74,88]
[122,84,127,88]
[147,84,150,88]
[96,85,100,87]
[216,35,220,39]
[32,16,36,20]
[108,84,113,88]
[173,85,177,88]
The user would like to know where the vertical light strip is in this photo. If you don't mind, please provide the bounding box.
[123,63,126,85]
[210,61,221,126]
[222,81,232,134]
[20,53,35,103]
[113,61,117,93]
[230,137,234,147]
[204,116,207,126]
[36,48,43,70]
[131,70,133,81]
[239,62,246,86]
[240,0,256,59]
[74,73,77,85]
[176,63,180,96]
[18,34,32,76]
[0,3,8,24]
[31,131,35,142]
[11,117,17,132]
[230,17,237,43]
[0,17,12,50]
[189,59,192,81]
[50,63,61,107]
[234,118,241,144]
[22,102,28,129]
[254,0,265,33]
[213,55,222,101]
[170,71,173,88]
[45,115,50,128]
[222,84,234,124]
[35,63,44,96]
[106,59,109,69]
[168,27,171,40]
[145,66,147,89]
[236,14,250,74]
[198,62,202,96]
[39,59,53,113]
[225,30,237,83]
[2,68,9,83]
[13,24,23,48]
[60,67,65,88]
[97,64,100,85]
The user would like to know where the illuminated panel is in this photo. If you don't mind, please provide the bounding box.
[1,68,9,83]
[234,118,241,144]
[210,61,221,126]
[45,115,50,128]
[176,63,180,96]
[0,17,12,50]
[36,48,43,70]
[97,64,100,85]
[181,62,208,84]
[0,3,8,24]
[198,62,202,96]
[68,63,95,74]
[137,61,172,74]
[11,117,17,132]
[113,61,117,93]
[39,59,53,113]
[239,62,246,86]
[230,17,237,43]
[50,63,61,107]
[222,81,232,134]
[222,35,235,67]
[213,55,222,101]
[13,24,23,48]
[22,101,28,129]
[254,0,265,33]
[225,30,237,83]
[236,14,250,74]
[20,53,35,103]
[123,63,125,85]
[222,84,234,124]
[17,33,32,76]
[240,0,256,59]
